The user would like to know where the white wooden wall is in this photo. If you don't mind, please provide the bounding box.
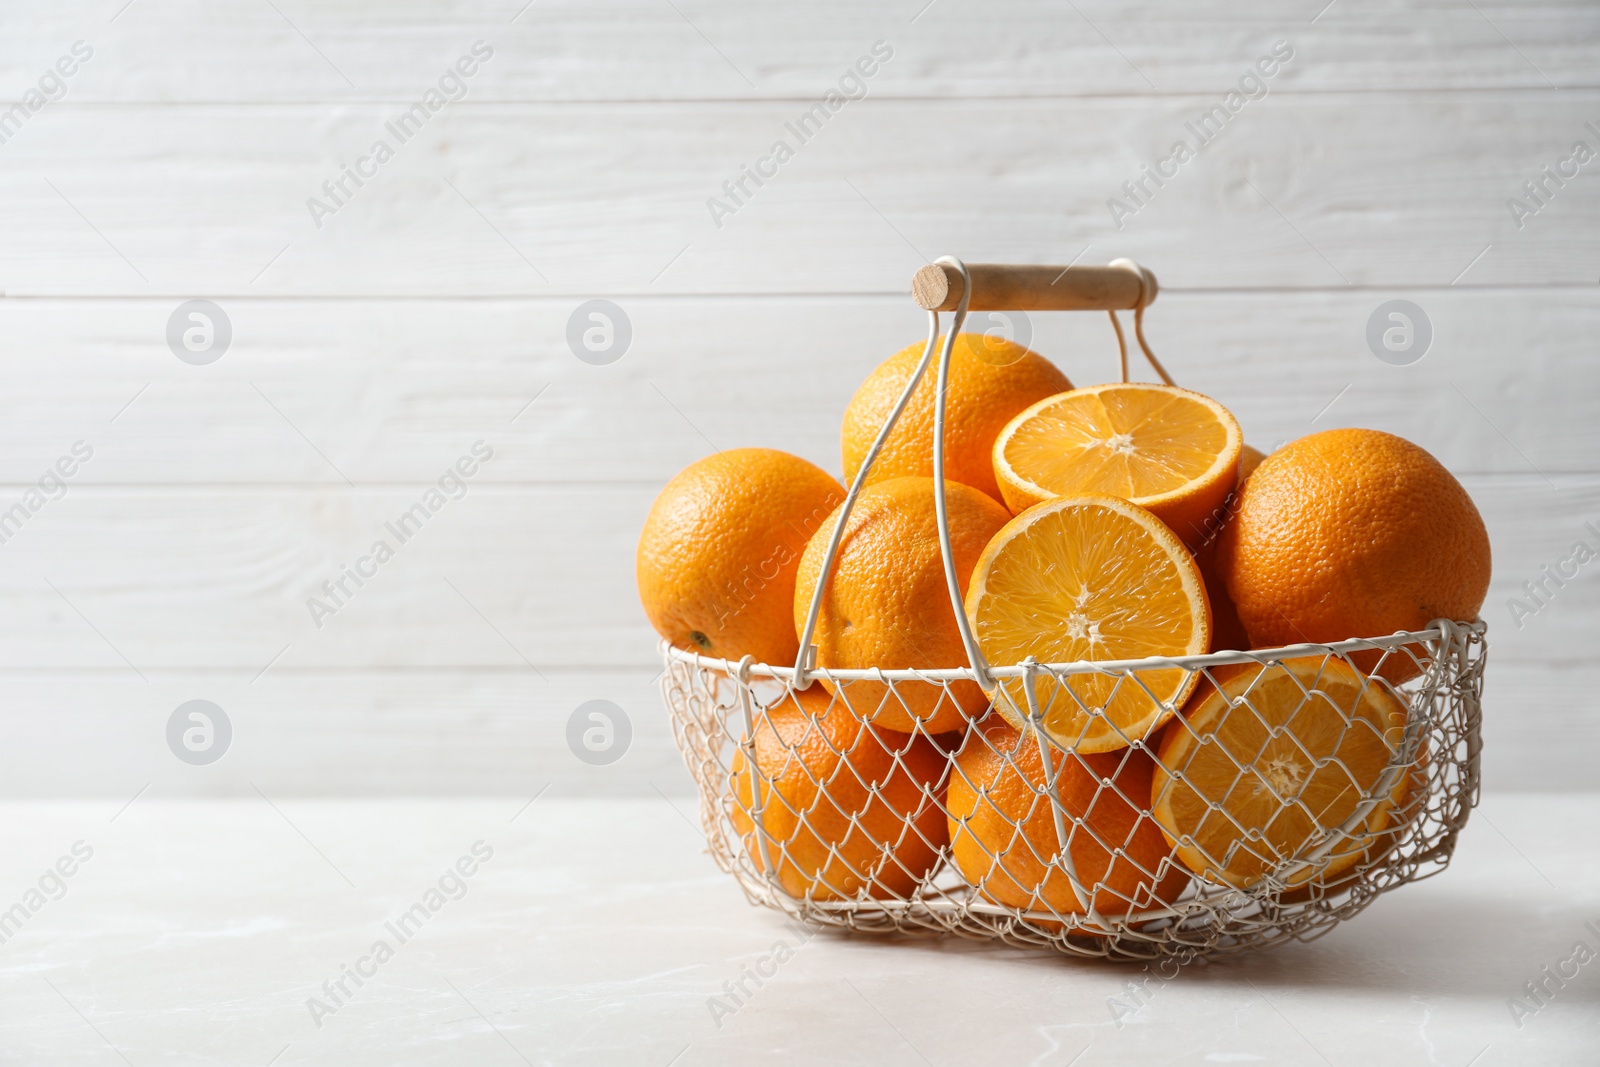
[1,1,1596,795]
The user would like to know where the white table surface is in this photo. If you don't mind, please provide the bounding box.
[1,793,1595,1066]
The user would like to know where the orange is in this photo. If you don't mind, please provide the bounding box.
[964,495,1210,752]
[1214,429,1490,681]
[1190,445,1267,653]
[841,334,1071,504]
[1237,442,1267,483]
[729,686,948,901]
[948,713,1189,919]
[1189,441,1267,554]
[637,448,843,666]
[1274,760,1427,904]
[1195,546,1250,653]
[793,476,1012,733]
[991,382,1242,547]
[1151,656,1413,889]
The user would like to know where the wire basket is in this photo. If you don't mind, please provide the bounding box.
[659,258,1486,961]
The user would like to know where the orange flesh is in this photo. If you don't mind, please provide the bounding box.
[997,385,1239,517]
[966,496,1209,753]
[1152,657,1409,889]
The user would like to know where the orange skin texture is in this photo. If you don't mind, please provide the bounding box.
[637,448,843,666]
[729,686,949,901]
[793,477,1012,733]
[1215,429,1491,682]
[841,334,1071,504]
[947,714,1189,919]
[1191,443,1266,653]
[1194,542,1251,654]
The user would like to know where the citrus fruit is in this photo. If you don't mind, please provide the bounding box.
[729,686,948,901]
[793,476,1012,733]
[964,495,1211,752]
[1274,759,1427,904]
[1187,442,1269,652]
[638,448,843,666]
[1237,442,1267,483]
[1150,656,1413,889]
[841,334,1071,504]
[1214,428,1490,681]
[948,713,1189,918]
[991,382,1243,546]
[1195,547,1250,653]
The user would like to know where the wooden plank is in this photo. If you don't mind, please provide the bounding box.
[0,475,1588,672]
[2,0,1593,802]
[0,667,687,799]
[0,658,1585,796]
[5,1,1597,102]
[0,290,1591,486]
[0,93,1596,295]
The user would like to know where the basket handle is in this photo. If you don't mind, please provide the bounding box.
[795,257,995,690]
[912,260,1157,312]
[792,256,1164,691]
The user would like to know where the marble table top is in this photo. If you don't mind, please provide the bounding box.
[1,793,1595,1065]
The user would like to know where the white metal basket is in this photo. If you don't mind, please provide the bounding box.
[660,257,1486,961]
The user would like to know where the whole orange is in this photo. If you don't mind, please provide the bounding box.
[637,448,843,666]
[1215,429,1490,680]
[947,713,1188,919]
[729,686,949,901]
[840,334,1071,503]
[793,476,1011,733]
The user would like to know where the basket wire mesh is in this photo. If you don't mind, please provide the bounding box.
[659,257,1485,960]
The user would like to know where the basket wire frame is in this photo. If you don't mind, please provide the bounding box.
[660,256,1485,960]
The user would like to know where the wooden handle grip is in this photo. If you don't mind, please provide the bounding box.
[910,262,1156,312]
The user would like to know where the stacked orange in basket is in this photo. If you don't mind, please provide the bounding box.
[636,330,1490,924]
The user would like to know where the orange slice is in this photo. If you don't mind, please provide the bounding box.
[1151,656,1413,889]
[992,382,1242,546]
[1274,756,1427,904]
[964,495,1211,753]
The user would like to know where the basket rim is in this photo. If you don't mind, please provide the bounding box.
[662,617,1484,682]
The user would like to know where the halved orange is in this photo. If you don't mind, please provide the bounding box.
[964,495,1211,753]
[1151,656,1413,890]
[992,383,1243,547]
[1274,758,1427,904]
